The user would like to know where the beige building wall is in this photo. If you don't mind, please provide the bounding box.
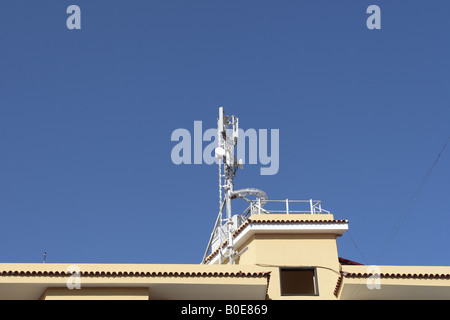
[250,234,341,300]
[41,287,150,300]
[231,214,345,299]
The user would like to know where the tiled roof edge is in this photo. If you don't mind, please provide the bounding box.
[343,272,450,279]
[0,269,271,278]
[334,274,344,298]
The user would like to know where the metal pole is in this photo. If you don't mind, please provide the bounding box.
[226,188,233,264]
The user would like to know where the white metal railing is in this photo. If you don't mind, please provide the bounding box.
[242,199,331,218]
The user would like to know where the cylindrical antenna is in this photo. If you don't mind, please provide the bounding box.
[232,116,239,145]
[218,107,224,135]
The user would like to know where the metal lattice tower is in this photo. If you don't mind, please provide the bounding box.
[202,107,267,265]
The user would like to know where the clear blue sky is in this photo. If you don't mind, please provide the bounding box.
[0,1,449,266]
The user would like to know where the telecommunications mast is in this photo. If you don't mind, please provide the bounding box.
[202,107,267,264]
[201,107,332,265]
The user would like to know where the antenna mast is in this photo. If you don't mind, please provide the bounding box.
[201,107,333,265]
[202,107,266,265]
[216,107,239,264]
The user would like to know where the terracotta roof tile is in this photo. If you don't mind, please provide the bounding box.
[343,272,450,279]
[334,275,344,297]
[0,269,270,278]
[339,257,363,265]
[232,218,348,239]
